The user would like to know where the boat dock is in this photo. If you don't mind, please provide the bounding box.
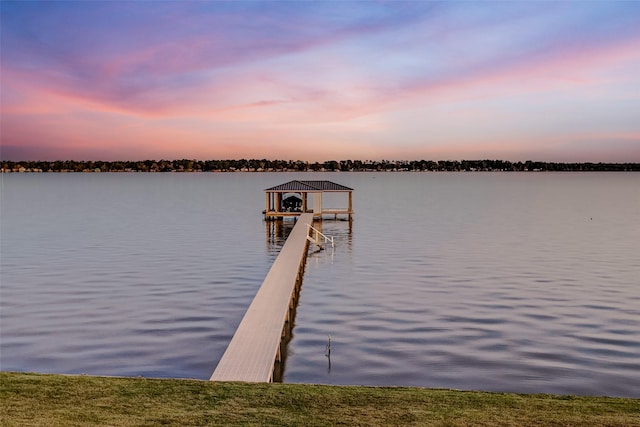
[264,180,353,220]
[210,213,314,382]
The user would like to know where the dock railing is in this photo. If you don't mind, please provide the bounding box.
[307,224,334,249]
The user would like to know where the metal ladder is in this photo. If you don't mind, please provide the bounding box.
[306,224,334,249]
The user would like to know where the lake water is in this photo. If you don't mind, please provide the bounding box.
[1,172,639,397]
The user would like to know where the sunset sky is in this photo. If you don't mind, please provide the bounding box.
[2,1,639,162]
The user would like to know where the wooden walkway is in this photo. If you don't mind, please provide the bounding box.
[210,213,313,382]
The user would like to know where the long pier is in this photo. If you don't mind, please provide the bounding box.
[210,213,314,382]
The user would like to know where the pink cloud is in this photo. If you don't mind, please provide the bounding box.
[389,35,640,113]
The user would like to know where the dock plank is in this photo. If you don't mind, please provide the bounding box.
[210,213,313,382]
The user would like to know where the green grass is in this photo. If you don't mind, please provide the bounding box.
[1,372,639,426]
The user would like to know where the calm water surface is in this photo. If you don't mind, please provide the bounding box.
[1,172,639,397]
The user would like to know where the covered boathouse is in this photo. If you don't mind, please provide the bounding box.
[264,180,353,220]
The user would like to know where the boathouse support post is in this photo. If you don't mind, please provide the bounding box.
[313,192,322,216]
[349,191,353,219]
[348,191,352,212]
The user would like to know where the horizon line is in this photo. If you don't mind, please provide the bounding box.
[4,158,640,164]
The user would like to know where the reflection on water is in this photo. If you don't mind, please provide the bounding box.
[265,218,295,250]
[2,172,639,397]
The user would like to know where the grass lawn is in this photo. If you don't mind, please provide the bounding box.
[1,372,639,426]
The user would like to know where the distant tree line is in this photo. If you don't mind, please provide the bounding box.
[2,159,639,173]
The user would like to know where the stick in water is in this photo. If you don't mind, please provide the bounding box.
[325,334,331,357]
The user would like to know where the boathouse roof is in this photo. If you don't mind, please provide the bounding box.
[265,180,353,192]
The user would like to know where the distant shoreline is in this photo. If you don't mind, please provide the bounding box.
[4,169,639,174]
[3,159,639,173]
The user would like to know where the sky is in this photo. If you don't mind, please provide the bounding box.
[1,1,640,162]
